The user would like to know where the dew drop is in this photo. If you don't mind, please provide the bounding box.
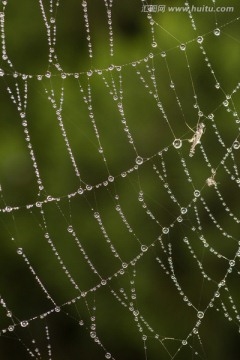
[181,207,187,214]
[152,41,157,48]
[108,175,114,182]
[136,156,143,165]
[229,260,235,267]
[197,311,204,319]
[17,248,23,255]
[161,51,166,58]
[180,44,186,51]
[173,139,182,149]
[67,226,73,233]
[55,306,61,312]
[6,311,12,317]
[233,141,240,150]
[94,212,100,219]
[21,320,29,328]
[105,353,111,359]
[8,325,14,332]
[141,245,148,252]
[182,340,187,345]
[162,227,169,234]
[194,190,200,197]
[214,28,221,36]
[101,279,107,285]
[197,36,203,44]
[0,68,4,76]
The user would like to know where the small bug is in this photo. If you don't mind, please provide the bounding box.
[206,169,217,187]
[188,122,205,157]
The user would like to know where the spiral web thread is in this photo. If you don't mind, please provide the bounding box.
[0,0,240,359]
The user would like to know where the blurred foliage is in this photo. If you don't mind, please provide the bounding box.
[0,0,240,359]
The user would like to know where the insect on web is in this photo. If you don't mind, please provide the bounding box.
[0,0,240,359]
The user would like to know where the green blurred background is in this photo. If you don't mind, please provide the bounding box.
[1,0,240,359]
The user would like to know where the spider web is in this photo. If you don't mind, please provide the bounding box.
[0,0,240,359]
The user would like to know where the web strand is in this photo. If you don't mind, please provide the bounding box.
[1,1,240,359]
